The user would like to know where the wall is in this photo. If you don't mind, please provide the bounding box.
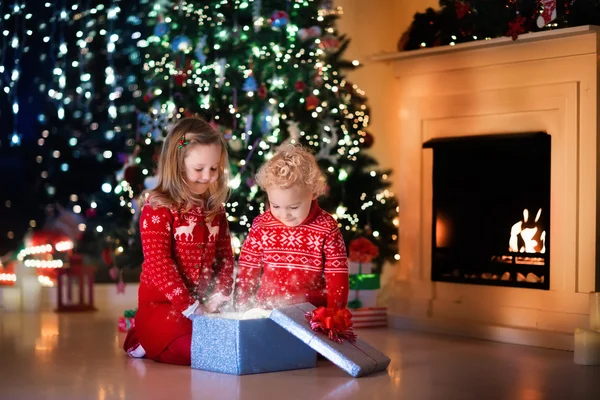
[336,0,439,174]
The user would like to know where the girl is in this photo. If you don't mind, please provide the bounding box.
[235,143,348,310]
[123,117,234,366]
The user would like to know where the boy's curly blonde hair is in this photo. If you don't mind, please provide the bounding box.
[255,143,327,196]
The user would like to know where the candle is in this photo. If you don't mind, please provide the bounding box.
[574,328,600,365]
[590,292,600,331]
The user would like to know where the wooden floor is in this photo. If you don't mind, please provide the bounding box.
[1,310,599,400]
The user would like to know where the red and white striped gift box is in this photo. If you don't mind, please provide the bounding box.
[350,307,388,328]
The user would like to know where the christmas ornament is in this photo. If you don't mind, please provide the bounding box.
[507,14,527,40]
[455,1,470,20]
[174,72,187,86]
[244,113,254,143]
[270,11,289,28]
[287,120,301,141]
[313,74,323,87]
[138,103,170,141]
[537,0,557,28]
[154,14,169,36]
[171,35,192,52]
[298,26,322,41]
[362,132,374,149]
[195,35,208,64]
[316,121,340,164]
[124,164,141,186]
[294,80,306,92]
[305,94,319,110]
[258,84,268,99]
[116,280,126,294]
[260,104,275,134]
[229,137,243,152]
[143,91,154,103]
[215,58,227,86]
[144,175,159,190]
[252,0,262,32]
[319,35,341,53]
[243,75,258,92]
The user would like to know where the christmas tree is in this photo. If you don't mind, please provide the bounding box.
[0,1,147,263]
[94,0,399,274]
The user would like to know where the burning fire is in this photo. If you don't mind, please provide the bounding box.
[509,208,546,254]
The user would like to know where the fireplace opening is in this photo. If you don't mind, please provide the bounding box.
[423,132,551,290]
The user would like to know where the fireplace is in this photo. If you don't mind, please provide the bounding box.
[424,132,551,290]
[375,26,600,349]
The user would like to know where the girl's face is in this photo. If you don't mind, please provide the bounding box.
[183,143,222,195]
[266,184,314,227]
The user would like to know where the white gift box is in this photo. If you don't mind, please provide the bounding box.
[350,307,388,329]
[348,289,378,308]
[348,261,373,275]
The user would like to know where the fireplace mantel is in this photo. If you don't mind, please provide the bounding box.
[379,25,600,350]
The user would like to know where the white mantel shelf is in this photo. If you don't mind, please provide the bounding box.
[372,24,600,63]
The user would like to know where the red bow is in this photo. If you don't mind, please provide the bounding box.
[305,307,357,344]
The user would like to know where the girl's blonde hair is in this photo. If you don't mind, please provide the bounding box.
[147,117,229,219]
[255,143,327,196]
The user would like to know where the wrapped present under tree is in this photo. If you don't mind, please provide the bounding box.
[118,309,137,332]
[347,237,388,327]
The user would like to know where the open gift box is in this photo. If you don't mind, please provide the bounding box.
[191,302,390,377]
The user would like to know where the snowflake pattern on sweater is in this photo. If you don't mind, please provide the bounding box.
[235,201,349,309]
[139,203,234,313]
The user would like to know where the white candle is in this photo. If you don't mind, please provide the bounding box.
[574,328,600,365]
[590,292,600,331]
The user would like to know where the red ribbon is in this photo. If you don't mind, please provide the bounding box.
[305,307,357,344]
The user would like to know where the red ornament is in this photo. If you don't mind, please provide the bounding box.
[454,1,470,19]
[143,92,153,103]
[305,94,319,110]
[305,307,357,344]
[258,84,268,99]
[313,74,323,87]
[507,14,527,41]
[102,247,114,267]
[124,164,140,185]
[85,208,97,218]
[174,72,187,86]
[319,34,341,52]
[183,109,194,118]
[362,132,374,149]
[349,237,380,263]
[294,80,306,92]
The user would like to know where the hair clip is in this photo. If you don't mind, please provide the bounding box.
[178,134,188,149]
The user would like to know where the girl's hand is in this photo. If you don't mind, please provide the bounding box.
[192,304,208,316]
[205,292,230,313]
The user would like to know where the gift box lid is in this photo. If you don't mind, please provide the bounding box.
[268,302,391,378]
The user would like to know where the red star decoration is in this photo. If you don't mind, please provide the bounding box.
[507,14,527,41]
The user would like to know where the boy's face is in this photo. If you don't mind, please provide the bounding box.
[266,185,314,227]
[183,143,221,195]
